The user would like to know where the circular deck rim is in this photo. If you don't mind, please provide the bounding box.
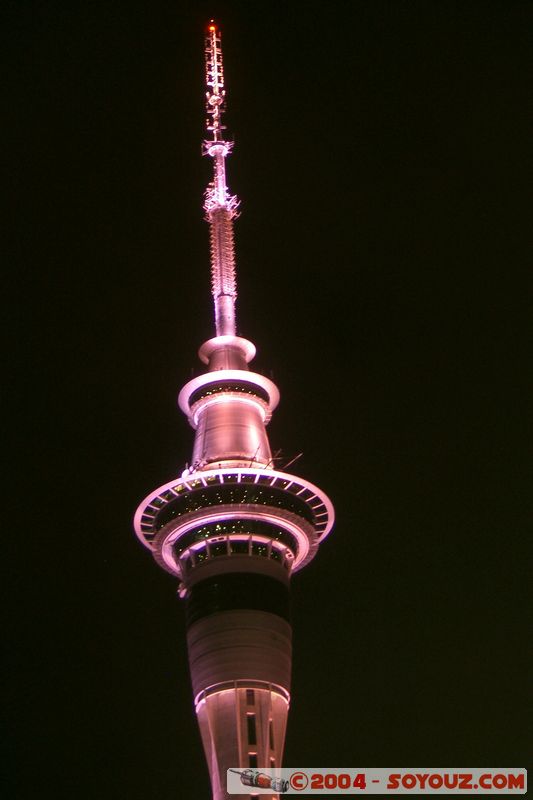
[178,369,280,420]
[134,466,334,548]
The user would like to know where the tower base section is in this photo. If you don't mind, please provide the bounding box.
[196,684,288,800]
[187,590,292,800]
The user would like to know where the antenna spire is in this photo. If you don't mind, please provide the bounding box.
[203,21,239,337]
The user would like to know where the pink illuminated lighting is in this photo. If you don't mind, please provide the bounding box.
[133,23,334,800]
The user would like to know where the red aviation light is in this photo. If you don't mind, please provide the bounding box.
[207,21,217,32]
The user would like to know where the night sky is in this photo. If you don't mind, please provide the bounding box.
[6,2,531,798]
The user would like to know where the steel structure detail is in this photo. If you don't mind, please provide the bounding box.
[134,21,334,800]
[203,22,239,337]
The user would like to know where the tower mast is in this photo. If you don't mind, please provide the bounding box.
[203,21,239,337]
[134,21,334,800]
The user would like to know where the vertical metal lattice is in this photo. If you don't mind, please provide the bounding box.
[209,207,237,299]
[203,22,240,337]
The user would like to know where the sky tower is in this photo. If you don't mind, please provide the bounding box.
[134,22,334,800]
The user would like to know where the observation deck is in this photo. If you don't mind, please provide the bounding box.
[134,467,334,580]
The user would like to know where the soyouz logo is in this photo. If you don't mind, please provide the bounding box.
[227,768,527,794]
[229,769,289,793]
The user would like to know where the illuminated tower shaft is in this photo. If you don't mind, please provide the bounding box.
[134,22,334,800]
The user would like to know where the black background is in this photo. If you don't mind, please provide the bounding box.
[5,1,531,798]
